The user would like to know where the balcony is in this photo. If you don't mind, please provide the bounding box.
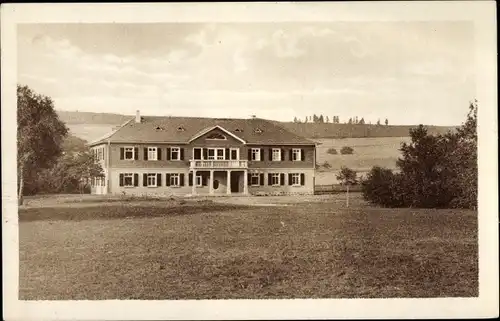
[190,160,248,169]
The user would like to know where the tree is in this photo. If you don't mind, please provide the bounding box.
[304,117,308,123]
[17,85,68,205]
[336,166,358,207]
[326,116,330,123]
[318,115,324,123]
[348,117,353,124]
[40,150,104,194]
[359,117,365,124]
[376,119,381,125]
[293,116,298,123]
[313,114,318,123]
[361,100,478,209]
[355,116,359,124]
[385,118,389,126]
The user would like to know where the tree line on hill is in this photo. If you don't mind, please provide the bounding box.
[293,114,389,126]
[336,101,478,210]
[17,85,104,205]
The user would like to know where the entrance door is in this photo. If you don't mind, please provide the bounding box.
[230,172,239,193]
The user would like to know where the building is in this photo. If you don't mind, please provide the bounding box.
[88,111,317,196]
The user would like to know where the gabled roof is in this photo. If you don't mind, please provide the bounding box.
[189,125,247,144]
[89,116,316,146]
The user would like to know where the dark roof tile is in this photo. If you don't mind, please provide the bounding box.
[89,116,315,146]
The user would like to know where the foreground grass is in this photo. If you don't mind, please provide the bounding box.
[19,201,477,299]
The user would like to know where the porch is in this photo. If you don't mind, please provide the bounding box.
[190,169,248,196]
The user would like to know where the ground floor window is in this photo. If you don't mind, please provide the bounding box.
[123,173,134,187]
[291,173,301,186]
[170,173,180,186]
[271,173,280,186]
[196,175,202,186]
[250,173,260,186]
[147,174,157,187]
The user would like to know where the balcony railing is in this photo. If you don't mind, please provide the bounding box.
[190,160,248,169]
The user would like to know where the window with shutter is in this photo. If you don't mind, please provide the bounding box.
[143,173,147,186]
[124,147,134,160]
[157,173,162,186]
[301,149,305,161]
[166,174,171,186]
[280,173,285,186]
[180,148,184,160]
[268,173,272,185]
[180,173,185,186]
[260,173,264,185]
[300,173,305,186]
[119,173,124,186]
[157,148,162,160]
[146,173,157,187]
[134,148,139,160]
[166,148,171,160]
[288,173,293,186]
[144,148,148,161]
[120,148,125,160]
[225,148,230,160]
[133,173,139,186]
[281,149,285,161]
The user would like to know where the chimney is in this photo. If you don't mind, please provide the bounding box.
[135,110,141,123]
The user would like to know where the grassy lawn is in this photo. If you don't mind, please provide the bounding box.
[19,197,477,299]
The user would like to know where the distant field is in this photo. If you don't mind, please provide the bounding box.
[19,195,478,299]
[314,137,410,185]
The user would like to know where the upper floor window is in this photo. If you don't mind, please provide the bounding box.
[208,148,225,160]
[292,148,302,161]
[147,147,157,161]
[230,148,239,160]
[171,147,181,160]
[272,148,281,161]
[124,147,135,160]
[193,147,202,160]
[206,133,226,140]
[251,148,261,161]
[291,173,301,186]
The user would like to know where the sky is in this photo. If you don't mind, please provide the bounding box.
[17,22,476,125]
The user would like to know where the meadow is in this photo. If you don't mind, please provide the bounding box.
[314,137,410,185]
[19,194,478,300]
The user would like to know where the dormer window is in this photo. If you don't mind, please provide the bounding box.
[177,127,185,131]
[206,133,226,140]
[235,128,243,133]
[255,128,263,134]
[155,126,165,131]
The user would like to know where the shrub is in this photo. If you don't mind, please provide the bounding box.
[321,161,332,169]
[340,146,354,155]
[327,148,338,155]
[361,166,398,207]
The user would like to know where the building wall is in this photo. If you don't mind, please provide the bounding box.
[106,167,314,196]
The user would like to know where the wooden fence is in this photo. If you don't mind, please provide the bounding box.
[314,184,362,195]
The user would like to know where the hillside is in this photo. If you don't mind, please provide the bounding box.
[57,110,457,142]
[57,111,132,125]
[277,122,456,139]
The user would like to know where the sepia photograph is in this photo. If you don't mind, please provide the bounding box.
[2,2,498,320]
